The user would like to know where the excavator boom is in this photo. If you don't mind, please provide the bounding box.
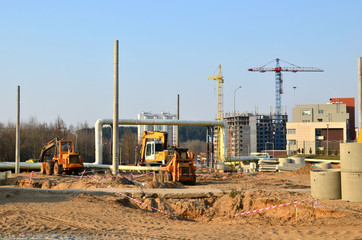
[39,137,59,162]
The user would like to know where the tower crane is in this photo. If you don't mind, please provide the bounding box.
[208,64,224,120]
[248,58,324,150]
[208,64,224,160]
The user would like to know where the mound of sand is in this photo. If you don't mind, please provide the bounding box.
[145,181,184,189]
[293,164,315,175]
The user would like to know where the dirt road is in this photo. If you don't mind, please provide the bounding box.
[1,166,361,239]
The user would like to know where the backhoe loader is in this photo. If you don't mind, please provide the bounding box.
[39,137,84,175]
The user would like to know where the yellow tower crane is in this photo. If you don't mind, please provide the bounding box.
[208,64,224,161]
[208,64,224,120]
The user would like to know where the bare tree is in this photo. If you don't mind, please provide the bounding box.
[181,140,207,156]
[120,128,137,165]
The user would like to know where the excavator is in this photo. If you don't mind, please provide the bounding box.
[138,131,196,184]
[39,137,84,175]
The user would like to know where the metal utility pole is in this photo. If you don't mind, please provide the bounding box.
[15,86,20,174]
[112,40,119,175]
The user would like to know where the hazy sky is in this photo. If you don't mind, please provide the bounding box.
[1,1,362,127]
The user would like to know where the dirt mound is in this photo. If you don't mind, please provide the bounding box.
[145,181,184,189]
[98,176,133,186]
[197,172,240,182]
[293,164,315,175]
[114,189,347,224]
[0,175,27,186]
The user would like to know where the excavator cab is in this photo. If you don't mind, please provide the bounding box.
[60,141,73,152]
[145,141,166,163]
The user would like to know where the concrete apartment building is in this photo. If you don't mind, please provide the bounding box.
[137,112,177,146]
[286,99,354,155]
[222,113,287,157]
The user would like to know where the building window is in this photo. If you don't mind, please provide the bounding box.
[287,129,296,134]
[288,140,296,145]
[318,110,323,114]
[302,120,310,122]
[317,119,323,122]
[302,110,311,115]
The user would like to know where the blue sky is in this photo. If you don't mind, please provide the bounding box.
[1,1,362,127]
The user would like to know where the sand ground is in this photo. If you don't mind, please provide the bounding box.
[0,165,361,240]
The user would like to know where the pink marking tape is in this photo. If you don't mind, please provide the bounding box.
[233,197,313,217]
[130,172,154,178]
[29,171,34,185]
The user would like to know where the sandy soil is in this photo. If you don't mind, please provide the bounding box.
[0,165,362,239]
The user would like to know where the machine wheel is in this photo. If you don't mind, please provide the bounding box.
[45,161,54,175]
[53,162,62,175]
[40,163,46,174]
[191,173,197,185]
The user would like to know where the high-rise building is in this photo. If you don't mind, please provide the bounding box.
[137,112,177,146]
[221,112,287,157]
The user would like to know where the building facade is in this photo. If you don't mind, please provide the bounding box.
[287,100,351,155]
[222,112,287,157]
[137,112,177,146]
[330,98,355,140]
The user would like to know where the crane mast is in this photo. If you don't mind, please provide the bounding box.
[208,64,224,160]
[208,64,224,120]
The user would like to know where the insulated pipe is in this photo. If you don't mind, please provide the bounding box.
[112,40,119,175]
[95,119,228,165]
[0,162,161,172]
[359,57,362,130]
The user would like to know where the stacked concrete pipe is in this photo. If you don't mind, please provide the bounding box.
[340,143,362,202]
[337,57,362,202]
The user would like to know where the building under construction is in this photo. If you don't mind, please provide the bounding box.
[221,112,288,157]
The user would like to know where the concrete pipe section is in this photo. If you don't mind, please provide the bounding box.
[316,162,332,170]
[278,158,291,165]
[290,157,305,165]
[341,172,362,202]
[310,169,341,200]
[340,142,362,202]
[340,143,362,172]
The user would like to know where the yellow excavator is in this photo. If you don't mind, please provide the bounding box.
[39,137,84,175]
[138,131,196,184]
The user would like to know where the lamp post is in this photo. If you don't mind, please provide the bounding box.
[265,141,274,157]
[234,86,242,116]
[233,86,242,156]
[326,124,329,156]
